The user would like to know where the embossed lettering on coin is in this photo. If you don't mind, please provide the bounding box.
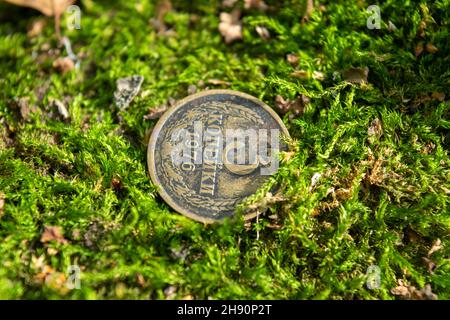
[147,90,289,223]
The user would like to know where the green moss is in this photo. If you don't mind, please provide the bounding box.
[0,0,449,299]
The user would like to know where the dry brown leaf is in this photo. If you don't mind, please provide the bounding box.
[34,264,69,294]
[415,43,424,57]
[34,265,56,282]
[187,84,197,95]
[150,0,173,34]
[45,271,68,292]
[31,255,45,270]
[425,43,438,54]
[342,67,369,84]
[114,75,144,110]
[136,273,146,287]
[4,0,75,38]
[40,225,69,244]
[405,227,419,244]
[244,0,268,11]
[391,280,410,297]
[312,70,325,81]
[391,280,437,300]
[3,0,75,16]
[222,0,237,8]
[422,257,436,274]
[431,92,445,102]
[302,0,314,23]
[387,20,397,32]
[111,177,122,190]
[417,21,426,38]
[0,192,5,218]
[50,98,70,120]
[218,8,242,44]
[27,18,47,37]
[164,285,177,300]
[290,69,309,79]
[428,239,443,256]
[275,94,309,119]
[144,105,168,120]
[245,192,286,217]
[53,56,74,74]
[207,79,231,86]
[255,26,270,40]
[47,247,58,255]
[15,97,32,121]
[286,54,299,66]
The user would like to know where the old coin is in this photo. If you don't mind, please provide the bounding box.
[147,89,289,223]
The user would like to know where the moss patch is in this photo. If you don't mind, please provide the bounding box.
[0,0,449,299]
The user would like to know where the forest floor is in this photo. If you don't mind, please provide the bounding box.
[0,0,449,299]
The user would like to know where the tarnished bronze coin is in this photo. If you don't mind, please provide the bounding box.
[147,89,289,223]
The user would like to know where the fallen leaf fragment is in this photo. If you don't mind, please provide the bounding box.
[0,192,5,217]
[405,227,419,244]
[312,70,325,81]
[290,69,309,79]
[31,255,45,270]
[391,280,437,300]
[425,43,438,54]
[27,18,47,37]
[342,67,369,84]
[50,98,70,120]
[53,56,75,74]
[245,192,286,216]
[34,264,69,294]
[275,94,309,119]
[164,285,177,300]
[150,0,173,34]
[15,97,34,121]
[47,247,58,255]
[187,84,197,95]
[428,239,442,256]
[255,26,270,40]
[219,9,242,44]
[144,105,168,120]
[422,257,436,274]
[244,0,268,11]
[40,226,69,244]
[144,97,176,121]
[207,79,231,86]
[431,92,445,102]
[286,54,299,66]
[3,0,75,16]
[301,0,314,22]
[4,0,75,39]
[391,281,409,297]
[114,75,144,110]
[417,21,426,38]
[415,43,424,57]
[111,177,122,190]
[136,273,146,287]
[387,20,397,32]
[222,0,237,8]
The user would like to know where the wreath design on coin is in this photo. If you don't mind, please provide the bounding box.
[157,101,264,215]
